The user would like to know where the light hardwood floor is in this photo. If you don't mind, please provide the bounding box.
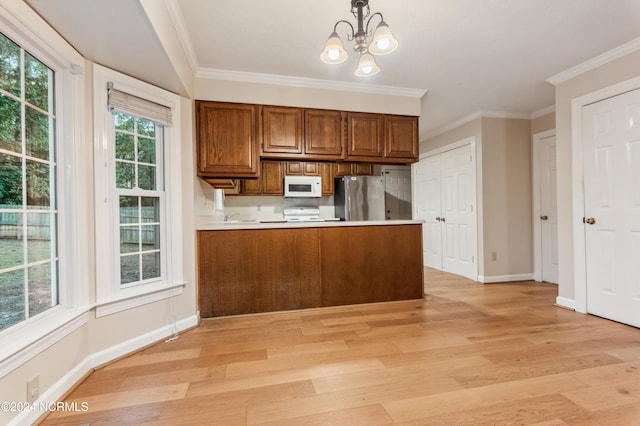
[41,269,640,425]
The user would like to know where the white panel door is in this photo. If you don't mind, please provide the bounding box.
[413,156,442,268]
[413,142,477,279]
[440,145,476,279]
[384,168,412,220]
[583,88,640,328]
[539,135,559,284]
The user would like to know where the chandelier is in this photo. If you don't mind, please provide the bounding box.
[320,0,398,77]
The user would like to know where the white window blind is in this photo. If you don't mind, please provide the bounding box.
[107,82,173,126]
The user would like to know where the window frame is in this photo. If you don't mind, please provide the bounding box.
[0,1,90,372]
[93,64,184,316]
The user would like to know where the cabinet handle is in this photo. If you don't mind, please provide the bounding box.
[441,217,446,222]
[585,217,596,225]
[540,215,548,220]
[435,216,441,222]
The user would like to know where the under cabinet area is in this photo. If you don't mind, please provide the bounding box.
[197,223,424,317]
[237,159,372,196]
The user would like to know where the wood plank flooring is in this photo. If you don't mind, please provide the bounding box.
[40,269,640,425]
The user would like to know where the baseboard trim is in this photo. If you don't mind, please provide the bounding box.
[10,314,199,426]
[555,297,576,311]
[477,273,535,283]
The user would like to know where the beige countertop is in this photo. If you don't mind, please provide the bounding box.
[197,219,424,231]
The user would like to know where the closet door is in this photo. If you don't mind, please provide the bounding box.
[440,145,476,279]
[413,141,477,280]
[414,156,442,268]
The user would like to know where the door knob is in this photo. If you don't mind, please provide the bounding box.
[540,215,548,220]
[585,217,596,225]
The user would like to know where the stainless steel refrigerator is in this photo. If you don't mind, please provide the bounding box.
[334,176,385,221]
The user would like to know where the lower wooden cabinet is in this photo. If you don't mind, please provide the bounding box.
[198,228,321,316]
[197,224,424,317]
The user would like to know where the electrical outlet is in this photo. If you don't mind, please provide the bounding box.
[27,376,39,404]
[491,251,497,261]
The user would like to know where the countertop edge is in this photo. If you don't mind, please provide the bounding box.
[197,219,424,231]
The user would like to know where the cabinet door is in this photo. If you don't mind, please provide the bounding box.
[302,162,319,176]
[333,162,353,178]
[240,177,262,194]
[352,163,373,175]
[285,161,303,175]
[304,109,344,158]
[334,162,372,177]
[384,115,418,161]
[197,101,260,178]
[347,112,383,159]
[241,161,285,195]
[319,163,334,195]
[262,106,303,156]
[261,161,285,194]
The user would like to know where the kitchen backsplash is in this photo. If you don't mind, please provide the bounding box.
[195,180,335,224]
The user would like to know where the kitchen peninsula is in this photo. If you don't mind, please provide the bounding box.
[197,220,424,317]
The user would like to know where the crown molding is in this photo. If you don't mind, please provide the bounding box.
[530,104,555,119]
[164,0,200,73]
[196,68,427,98]
[421,110,531,141]
[547,37,640,86]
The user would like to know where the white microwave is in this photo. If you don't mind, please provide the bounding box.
[284,176,322,198]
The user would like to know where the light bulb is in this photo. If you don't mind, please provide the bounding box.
[376,38,390,51]
[327,49,340,61]
[362,65,373,74]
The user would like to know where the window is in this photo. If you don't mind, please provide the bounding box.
[0,32,58,331]
[114,113,164,287]
[93,65,184,314]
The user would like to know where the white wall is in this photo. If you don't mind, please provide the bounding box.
[419,116,534,281]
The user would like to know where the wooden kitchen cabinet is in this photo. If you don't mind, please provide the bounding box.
[240,161,285,195]
[196,101,260,178]
[198,224,424,317]
[261,106,304,156]
[261,107,344,160]
[333,162,374,177]
[304,109,344,159]
[285,161,319,176]
[346,112,384,161]
[198,228,322,316]
[319,162,334,195]
[346,112,418,164]
[384,115,418,161]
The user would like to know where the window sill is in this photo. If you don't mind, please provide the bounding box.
[95,282,187,318]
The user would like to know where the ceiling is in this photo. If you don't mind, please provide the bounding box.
[24,0,640,139]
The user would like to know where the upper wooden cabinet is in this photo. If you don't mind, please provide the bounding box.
[347,112,384,160]
[304,109,344,158]
[261,107,344,160]
[261,106,304,156]
[196,101,260,178]
[384,115,419,160]
[347,112,418,163]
